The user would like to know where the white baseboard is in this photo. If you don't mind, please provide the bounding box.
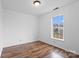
[39,40,79,55]
[64,48,79,55]
[3,40,38,48]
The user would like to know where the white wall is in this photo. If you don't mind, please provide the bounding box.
[39,1,79,54]
[3,9,39,47]
[0,0,3,56]
[1,0,79,56]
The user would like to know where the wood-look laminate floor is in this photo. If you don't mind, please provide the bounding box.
[1,41,79,58]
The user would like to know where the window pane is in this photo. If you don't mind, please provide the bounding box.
[53,24,60,38]
[53,16,64,40]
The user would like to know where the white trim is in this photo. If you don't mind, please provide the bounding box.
[51,36,64,41]
[3,40,38,48]
[39,40,79,55]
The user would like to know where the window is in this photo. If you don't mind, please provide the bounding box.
[51,16,64,41]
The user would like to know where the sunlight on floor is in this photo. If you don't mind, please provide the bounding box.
[52,52,64,58]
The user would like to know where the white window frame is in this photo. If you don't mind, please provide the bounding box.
[51,16,64,41]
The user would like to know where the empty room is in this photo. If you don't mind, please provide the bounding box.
[0,0,79,58]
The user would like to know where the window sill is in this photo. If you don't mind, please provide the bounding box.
[51,36,64,41]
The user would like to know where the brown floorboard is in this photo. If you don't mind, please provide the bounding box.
[1,41,79,58]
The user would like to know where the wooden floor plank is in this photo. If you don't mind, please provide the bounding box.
[1,41,79,58]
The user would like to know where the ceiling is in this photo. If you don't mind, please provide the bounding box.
[2,0,77,16]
